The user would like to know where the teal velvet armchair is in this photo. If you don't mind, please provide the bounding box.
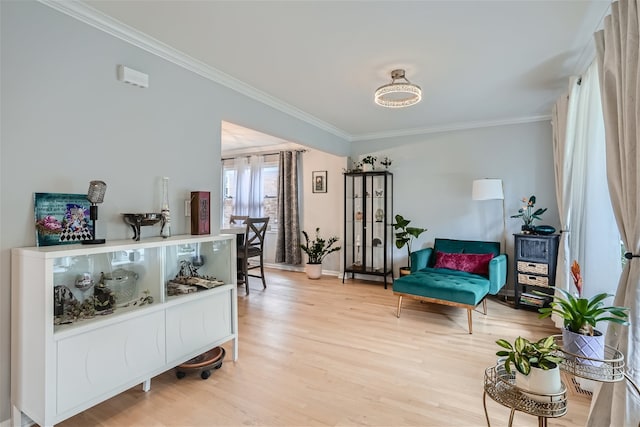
[393,238,507,333]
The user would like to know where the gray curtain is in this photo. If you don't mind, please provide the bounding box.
[590,1,640,425]
[275,151,302,264]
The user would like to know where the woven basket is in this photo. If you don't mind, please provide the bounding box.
[518,273,549,287]
[517,261,548,275]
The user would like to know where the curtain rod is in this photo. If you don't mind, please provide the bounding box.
[221,149,307,161]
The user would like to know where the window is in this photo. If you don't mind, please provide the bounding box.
[222,154,279,228]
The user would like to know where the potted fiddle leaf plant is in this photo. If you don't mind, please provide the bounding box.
[496,335,563,400]
[300,228,341,280]
[537,262,629,365]
[393,214,427,276]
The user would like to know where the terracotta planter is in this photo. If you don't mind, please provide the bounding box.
[515,365,562,402]
[305,263,322,279]
[562,328,604,366]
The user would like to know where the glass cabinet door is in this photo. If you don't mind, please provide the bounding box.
[53,247,162,332]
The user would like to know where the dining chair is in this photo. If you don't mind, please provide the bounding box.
[229,215,248,225]
[237,217,269,295]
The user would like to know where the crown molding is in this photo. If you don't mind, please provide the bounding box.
[36,1,558,145]
[38,0,351,142]
[350,115,552,142]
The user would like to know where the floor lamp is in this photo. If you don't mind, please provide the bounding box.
[473,178,511,302]
[472,178,505,252]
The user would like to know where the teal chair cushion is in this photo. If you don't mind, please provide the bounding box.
[393,268,490,306]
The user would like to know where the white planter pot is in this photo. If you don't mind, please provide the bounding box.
[361,164,372,172]
[562,328,604,366]
[305,263,322,279]
[515,365,562,402]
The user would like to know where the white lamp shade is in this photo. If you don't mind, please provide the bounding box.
[472,179,504,200]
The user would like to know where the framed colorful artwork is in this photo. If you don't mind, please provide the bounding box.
[34,193,93,246]
[312,170,327,193]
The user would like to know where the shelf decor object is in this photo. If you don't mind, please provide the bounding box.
[34,192,95,246]
[122,213,164,241]
[11,234,238,427]
[190,191,211,235]
[160,176,171,238]
[82,180,107,245]
[343,171,393,287]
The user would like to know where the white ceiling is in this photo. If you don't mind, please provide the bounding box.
[83,0,610,145]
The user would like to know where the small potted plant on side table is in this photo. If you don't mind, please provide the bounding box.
[537,261,629,365]
[495,335,563,401]
[393,214,427,276]
[300,228,341,279]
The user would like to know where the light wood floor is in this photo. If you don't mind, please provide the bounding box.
[57,269,591,427]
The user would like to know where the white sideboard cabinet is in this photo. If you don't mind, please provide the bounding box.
[11,234,238,427]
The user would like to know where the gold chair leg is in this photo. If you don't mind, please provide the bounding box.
[396,295,403,318]
[467,309,473,334]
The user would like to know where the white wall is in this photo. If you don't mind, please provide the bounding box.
[299,150,347,273]
[351,121,561,284]
[0,2,349,422]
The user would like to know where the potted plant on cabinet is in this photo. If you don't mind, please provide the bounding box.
[361,155,377,171]
[496,335,563,400]
[300,228,341,279]
[510,195,547,234]
[537,262,629,365]
[393,214,427,276]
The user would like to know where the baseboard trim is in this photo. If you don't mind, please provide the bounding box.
[254,262,340,278]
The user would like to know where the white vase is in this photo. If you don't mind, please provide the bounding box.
[562,328,604,366]
[305,263,322,279]
[515,365,562,402]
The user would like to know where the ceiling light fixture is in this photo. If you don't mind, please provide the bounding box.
[374,69,422,108]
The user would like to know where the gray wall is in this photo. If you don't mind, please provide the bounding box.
[0,2,560,424]
[351,121,560,281]
[0,2,348,422]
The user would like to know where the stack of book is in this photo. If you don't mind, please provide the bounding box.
[519,292,547,307]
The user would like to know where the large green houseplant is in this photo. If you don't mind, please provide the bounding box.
[300,228,341,279]
[392,214,427,275]
[537,261,629,365]
[495,335,563,399]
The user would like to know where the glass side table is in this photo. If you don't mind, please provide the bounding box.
[483,364,567,427]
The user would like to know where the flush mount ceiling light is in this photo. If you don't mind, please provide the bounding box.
[374,69,422,108]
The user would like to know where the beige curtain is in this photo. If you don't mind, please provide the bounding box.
[551,85,572,328]
[590,0,640,425]
[275,151,302,265]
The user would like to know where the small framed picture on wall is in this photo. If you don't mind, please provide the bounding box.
[312,170,327,193]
